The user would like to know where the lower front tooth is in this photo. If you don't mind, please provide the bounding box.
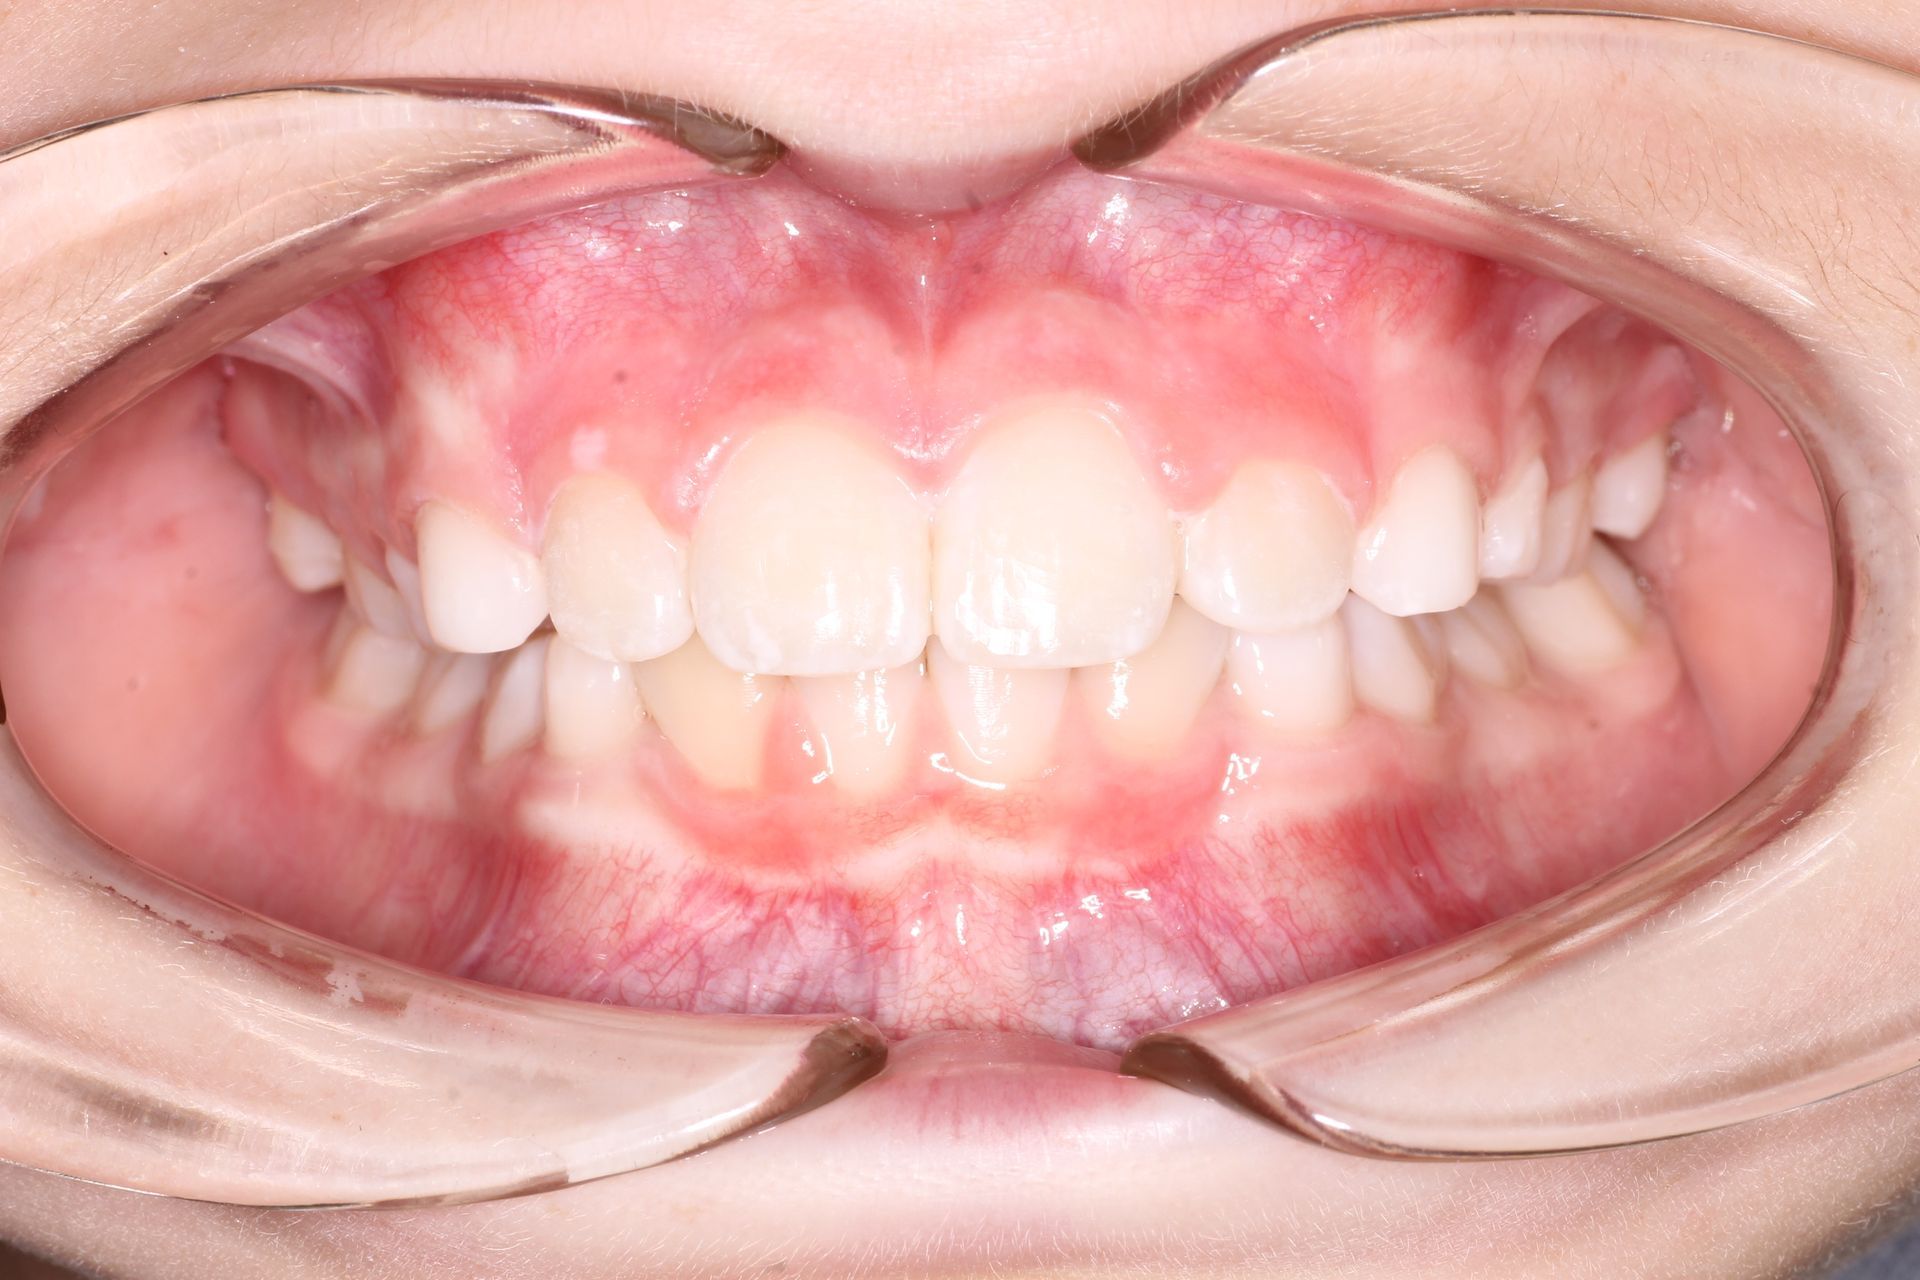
[1591,433,1670,539]
[1351,445,1481,616]
[1440,594,1529,689]
[326,624,427,715]
[795,661,926,797]
[545,637,644,760]
[412,651,491,735]
[633,635,782,790]
[1227,615,1353,736]
[929,640,1068,784]
[1500,544,1646,674]
[417,501,549,654]
[266,495,344,592]
[1075,600,1230,762]
[480,637,550,763]
[1344,597,1445,724]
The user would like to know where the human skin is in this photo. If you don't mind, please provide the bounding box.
[0,1,1916,1277]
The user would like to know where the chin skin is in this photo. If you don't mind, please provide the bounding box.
[0,0,1914,1276]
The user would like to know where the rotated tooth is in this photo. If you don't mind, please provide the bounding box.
[1500,543,1646,674]
[1227,615,1353,736]
[412,651,491,735]
[795,661,926,797]
[266,495,344,592]
[479,637,550,764]
[934,400,1176,668]
[543,473,693,663]
[633,635,782,790]
[692,419,929,676]
[1478,456,1548,580]
[1531,472,1594,582]
[383,548,432,642]
[343,556,412,638]
[416,501,549,654]
[1591,433,1670,539]
[1343,596,1445,724]
[1076,600,1230,761]
[545,636,644,760]
[325,624,427,715]
[928,640,1068,784]
[1350,445,1480,616]
[1179,461,1354,631]
[1440,594,1529,689]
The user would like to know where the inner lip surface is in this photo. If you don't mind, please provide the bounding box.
[0,159,1833,1050]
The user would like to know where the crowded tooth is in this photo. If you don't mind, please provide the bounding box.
[1500,544,1646,674]
[416,501,549,654]
[796,662,927,797]
[479,637,549,763]
[544,636,644,760]
[343,556,413,638]
[1591,433,1670,539]
[692,419,930,677]
[1350,445,1480,616]
[1343,597,1445,724]
[929,640,1069,784]
[412,651,491,735]
[1531,472,1595,582]
[542,473,692,664]
[1478,456,1548,580]
[326,624,427,715]
[933,400,1176,668]
[633,635,782,790]
[1179,460,1354,631]
[1227,616,1353,736]
[383,548,432,642]
[266,495,344,592]
[1440,593,1529,689]
[1075,600,1230,762]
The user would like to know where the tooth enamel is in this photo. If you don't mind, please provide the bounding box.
[544,636,644,760]
[1440,593,1529,689]
[928,639,1069,784]
[1478,456,1548,580]
[1531,472,1595,582]
[1343,596,1445,724]
[1350,445,1481,616]
[633,635,782,790]
[1591,433,1670,539]
[1075,600,1230,761]
[691,419,930,676]
[542,473,693,664]
[412,651,491,734]
[1179,461,1354,631]
[934,401,1176,668]
[416,501,549,654]
[1500,544,1646,674]
[325,624,427,715]
[382,548,432,642]
[795,661,926,796]
[479,636,550,764]
[266,495,344,592]
[1227,615,1354,736]
[343,556,413,638]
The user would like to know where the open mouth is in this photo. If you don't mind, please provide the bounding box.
[0,161,1831,1052]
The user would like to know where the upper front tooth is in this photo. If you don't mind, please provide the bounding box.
[934,400,1176,668]
[1478,456,1548,580]
[1075,600,1230,762]
[1591,433,1670,539]
[1350,445,1480,616]
[928,639,1069,784]
[542,473,693,663]
[383,548,432,642]
[325,624,427,715]
[343,556,413,638]
[266,495,344,592]
[691,418,929,676]
[416,501,549,654]
[633,635,783,790]
[1179,461,1354,632]
[796,661,927,797]
[545,636,644,760]
[1531,472,1594,582]
[1343,596,1445,724]
[1226,614,1354,737]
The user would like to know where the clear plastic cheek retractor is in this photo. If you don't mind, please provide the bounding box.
[0,8,1915,1210]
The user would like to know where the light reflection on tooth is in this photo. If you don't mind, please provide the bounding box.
[692,419,930,676]
[928,639,1068,784]
[1500,543,1646,674]
[1179,460,1354,632]
[1591,434,1670,539]
[325,624,427,715]
[1440,594,1529,689]
[634,635,782,790]
[1227,615,1353,736]
[545,636,644,760]
[1478,456,1548,581]
[1076,600,1229,761]
[1531,472,1595,582]
[266,495,344,592]
[543,473,693,663]
[1344,596,1444,724]
[479,637,549,764]
[1351,445,1481,616]
[416,501,549,654]
[412,651,491,735]
[795,661,926,797]
[343,556,413,638]
[933,400,1176,668]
